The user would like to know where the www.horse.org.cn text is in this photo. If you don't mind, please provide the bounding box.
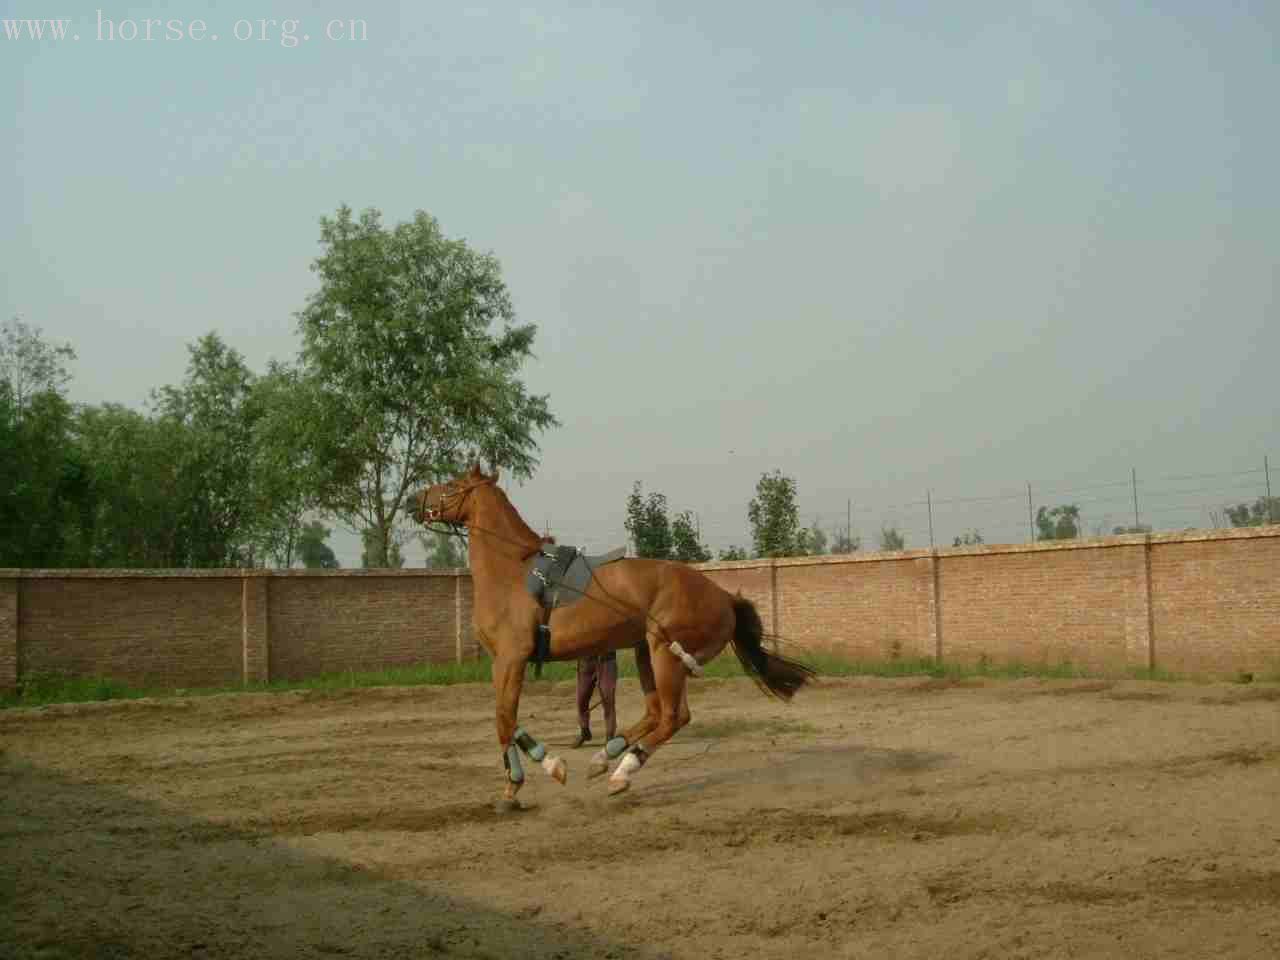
[2,13,369,47]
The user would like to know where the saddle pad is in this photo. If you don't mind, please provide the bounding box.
[526,545,625,609]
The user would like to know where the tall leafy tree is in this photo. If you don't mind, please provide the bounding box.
[879,526,906,551]
[246,362,317,567]
[0,319,90,567]
[747,470,804,558]
[1224,497,1279,527]
[151,333,260,566]
[0,390,89,566]
[0,316,75,422]
[1036,504,1081,541]
[361,527,404,568]
[297,520,340,569]
[830,530,860,554]
[420,529,468,569]
[625,482,673,559]
[295,206,557,567]
[73,403,189,567]
[671,510,711,563]
[797,522,828,556]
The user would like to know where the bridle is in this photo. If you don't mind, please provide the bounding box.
[419,476,494,526]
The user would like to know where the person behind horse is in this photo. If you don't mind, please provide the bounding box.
[574,650,617,748]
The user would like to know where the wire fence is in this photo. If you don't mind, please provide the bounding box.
[546,456,1279,559]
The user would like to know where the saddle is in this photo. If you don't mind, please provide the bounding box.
[526,545,626,610]
[525,544,625,671]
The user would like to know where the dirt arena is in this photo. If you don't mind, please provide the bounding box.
[4,674,1280,959]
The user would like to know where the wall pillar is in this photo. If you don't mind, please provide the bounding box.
[241,573,270,685]
[1118,539,1156,673]
[454,572,463,664]
[769,560,780,641]
[929,552,943,662]
[0,576,16,694]
[1143,538,1156,672]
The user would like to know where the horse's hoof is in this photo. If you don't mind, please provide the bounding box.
[543,756,568,785]
[587,760,609,780]
[607,777,631,797]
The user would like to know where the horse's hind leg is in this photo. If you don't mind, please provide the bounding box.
[607,636,695,796]
[588,643,659,779]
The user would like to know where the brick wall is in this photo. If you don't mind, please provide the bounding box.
[696,525,1279,678]
[1148,529,1280,676]
[266,571,459,682]
[1,577,16,692]
[1,525,1276,693]
[935,540,1151,672]
[764,553,936,660]
[15,571,243,690]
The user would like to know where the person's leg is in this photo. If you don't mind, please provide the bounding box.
[599,652,619,741]
[574,656,599,747]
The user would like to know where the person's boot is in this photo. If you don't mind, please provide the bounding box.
[572,728,592,749]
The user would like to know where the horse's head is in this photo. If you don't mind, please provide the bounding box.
[415,464,497,526]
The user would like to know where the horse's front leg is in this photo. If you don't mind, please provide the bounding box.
[493,653,529,805]
[493,652,567,807]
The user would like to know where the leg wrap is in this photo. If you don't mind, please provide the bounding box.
[504,745,525,783]
[513,727,546,762]
[668,641,704,677]
[605,735,629,759]
[611,744,648,783]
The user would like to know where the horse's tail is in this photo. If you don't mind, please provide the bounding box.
[729,594,815,700]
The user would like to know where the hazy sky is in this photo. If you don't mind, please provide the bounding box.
[7,1,1278,564]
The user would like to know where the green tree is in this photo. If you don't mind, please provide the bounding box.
[361,527,404,568]
[671,510,711,563]
[295,206,557,567]
[1035,504,1080,541]
[829,530,860,554]
[73,404,188,567]
[0,316,75,422]
[151,333,260,567]
[0,320,90,567]
[625,482,673,559]
[0,389,90,567]
[420,529,468,569]
[747,470,803,558]
[718,545,750,561]
[953,529,984,547]
[797,522,828,556]
[1224,497,1279,527]
[246,362,318,567]
[879,526,906,551]
[297,520,340,568]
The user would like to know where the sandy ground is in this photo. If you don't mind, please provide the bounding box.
[3,674,1280,959]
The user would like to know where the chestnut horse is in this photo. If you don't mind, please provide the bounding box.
[416,465,814,803]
